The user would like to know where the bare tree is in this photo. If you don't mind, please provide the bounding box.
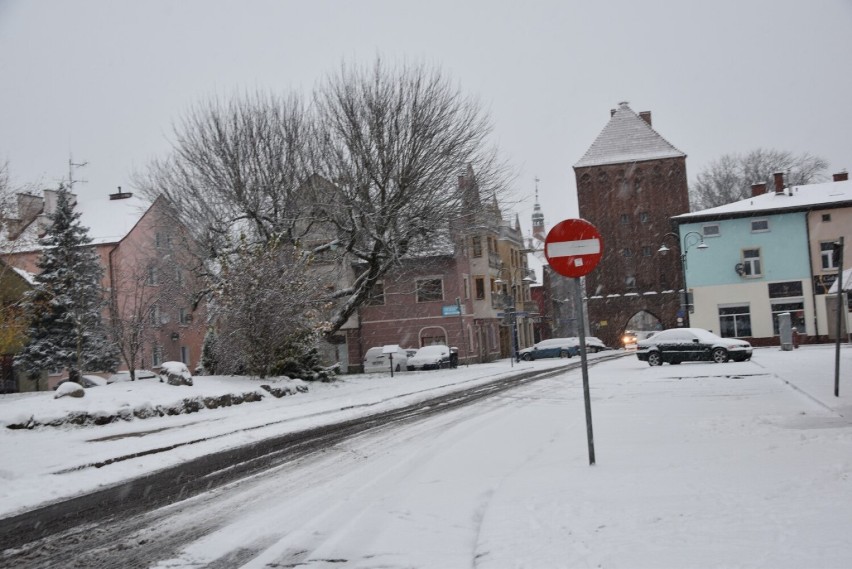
[135,59,509,345]
[108,262,164,380]
[134,92,313,264]
[690,148,829,210]
[309,58,509,333]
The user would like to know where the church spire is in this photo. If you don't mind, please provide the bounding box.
[531,176,545,242]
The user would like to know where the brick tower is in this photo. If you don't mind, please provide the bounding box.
[573,102,689,346]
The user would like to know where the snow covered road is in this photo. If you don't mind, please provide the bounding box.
[3,347,852,568]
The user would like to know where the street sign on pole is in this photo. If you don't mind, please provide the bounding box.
[545,219,604,466]
[544,218,603,279]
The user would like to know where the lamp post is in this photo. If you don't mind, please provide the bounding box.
[658,231,708,327]
[494,264,536,363]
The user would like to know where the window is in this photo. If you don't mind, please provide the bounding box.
[622,248,633,257]
[146,266,159,286]
[464,276,470,300]
[719,305,752,338]
[175,268,184,287]
[155,232,172,249]
[180,346,189,365]
[472,236,482,258]
[768,281,803,298]
[702,224,720,237]
[821,241,839,270]
[625,275,636,289]
[641,246,652,257]
[365,281,385,305]
[152,346,163,367]
[822,213,831,222]
[620,214,630,225]
[751,219,769,232]
[475,277,486,300]
[179,307,192,325]
[771,300,805,335]
[416,278,443,302]
[742,248,762,277]
[639,212,649,223]
[149,304,161,326]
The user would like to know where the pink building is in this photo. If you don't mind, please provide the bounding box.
[1,188,206,388]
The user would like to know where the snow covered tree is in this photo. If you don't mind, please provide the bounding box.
[690,149,828,210]
[15,187,119,379]
[210,237,331,379]
[200,327,218,375]
[136,58,509,341]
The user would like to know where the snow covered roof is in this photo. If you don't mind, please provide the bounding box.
[1,189,153,253]
[12,266,35,285]
[574,102,686,168]
[675,179,852,221]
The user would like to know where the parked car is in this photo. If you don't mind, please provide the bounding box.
[582,336,608,353]
[518,338,580,361]
[363,345,414,373]
[107,369,158,383]
[54,374,107,389]
[636,327,753,366]
[406,345,452,370]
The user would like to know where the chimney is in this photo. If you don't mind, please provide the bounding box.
[751,182,767,197]
[773,172,785,194]
[610,108,616,117]
[833,171,849,182]
[639,111,652,126]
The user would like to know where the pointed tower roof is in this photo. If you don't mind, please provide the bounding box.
[574,101,685,168]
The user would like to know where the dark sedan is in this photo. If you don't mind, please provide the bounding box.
[636,328,753,366]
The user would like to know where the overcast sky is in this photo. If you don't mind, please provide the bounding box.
[1,0,851,238]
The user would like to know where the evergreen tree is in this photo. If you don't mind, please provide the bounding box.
[15,187,119,379]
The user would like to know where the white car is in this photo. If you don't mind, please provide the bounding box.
[363,345,414,373]
[406,345,452,370]
[573,336,607,353]
[107,369,158,383]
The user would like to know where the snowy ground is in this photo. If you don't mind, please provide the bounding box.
[2,345,852,568]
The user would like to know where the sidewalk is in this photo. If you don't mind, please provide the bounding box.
[750,343,852,416]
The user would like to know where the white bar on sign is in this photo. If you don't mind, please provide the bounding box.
[547,238,600,258]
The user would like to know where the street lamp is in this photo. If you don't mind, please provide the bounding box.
[494,264,537,363]
[658,231,708,327]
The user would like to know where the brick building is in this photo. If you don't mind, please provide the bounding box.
[573,102,690,347]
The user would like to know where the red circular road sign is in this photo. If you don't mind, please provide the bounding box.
[544,218,604,278]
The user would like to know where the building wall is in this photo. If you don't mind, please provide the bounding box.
[680,213,810,287]
[680,213,815,342]
[690,279,815,339]
[357,255,485,367]
[575,156,689,346]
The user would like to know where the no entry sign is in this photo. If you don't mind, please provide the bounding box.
[544,218,603,278]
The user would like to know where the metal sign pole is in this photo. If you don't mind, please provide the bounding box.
[574,277,596,465]
[456,297,469,367]
[835,236,844,397]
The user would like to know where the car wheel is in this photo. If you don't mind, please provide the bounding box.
[521,353,532,361]
[560,349,571,358]
[647,351,662,366]
[712,348,729,363]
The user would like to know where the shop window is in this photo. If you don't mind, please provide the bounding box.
[719,305,752,338]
